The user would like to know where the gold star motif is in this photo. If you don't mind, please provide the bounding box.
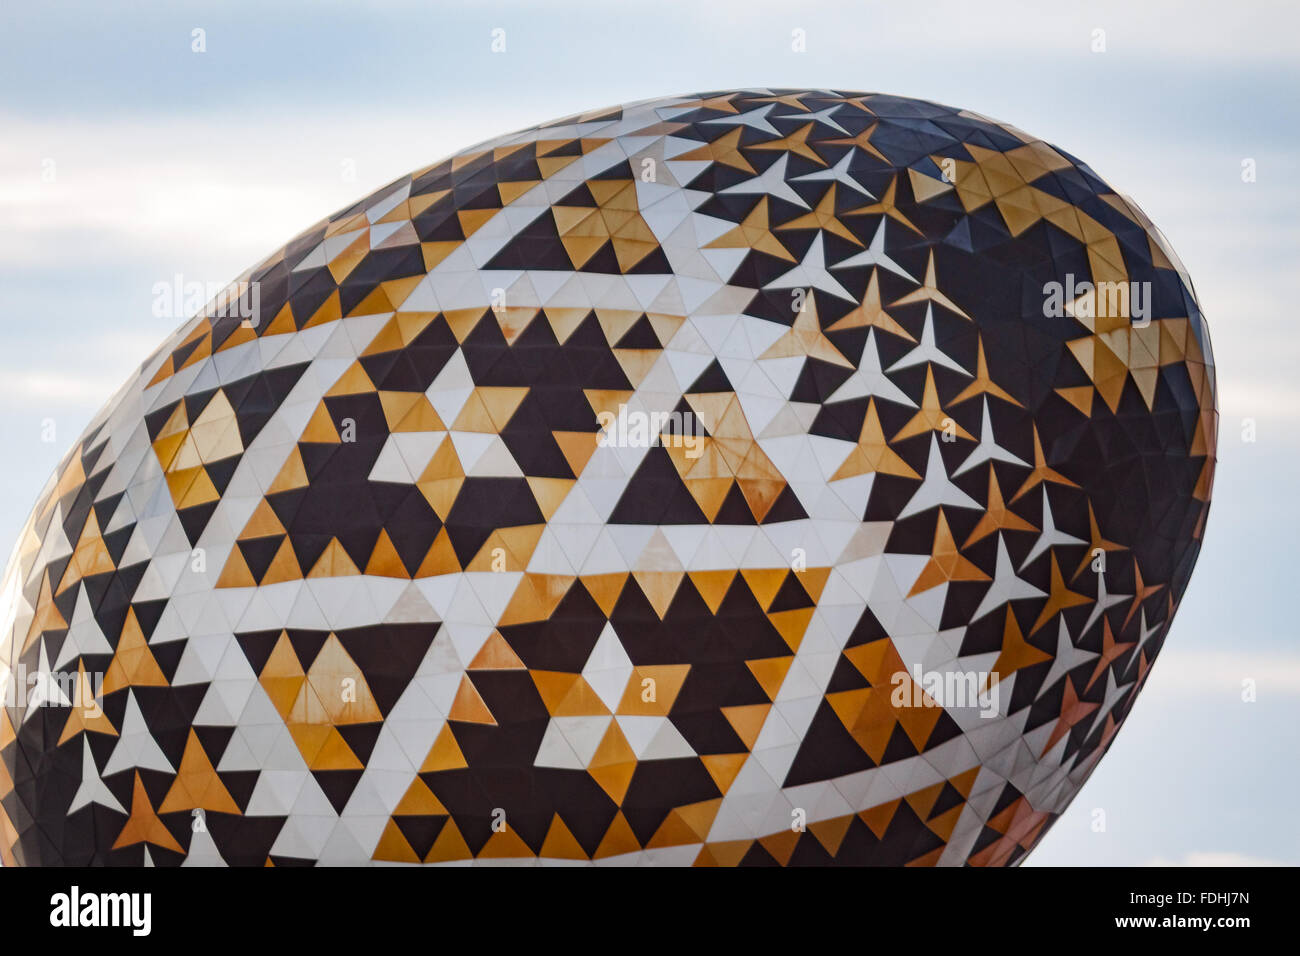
[1010,425,1079,503]
[821,94,876,114]
[819,122,889,164]
[776,184,861,245]
[909,508,990,596]
[964,465,1037,548]
[688,92,743,114]
[832,399,920,481]
[1123,558,1164,629]
[750,123,826,165]
[1086,617,1135,691]
[1040,677,1100,756]
[892,367,974,442]
[759,295,852,368]
[751,93,812,112]
[825,271,914,340]
[113,772,184,854]
[704,196,794,261]
[1030,553,1091,635]
[679,127,754,173]
[950,337,1022,407]
[57,660,118,745]
[889,251,972,320]
[23,570,66,655]
[845,176,921,234]
[1072,501,1126,581]
[987,606,1051,688]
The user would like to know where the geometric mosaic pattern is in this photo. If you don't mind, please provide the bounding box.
[0,89,1216,866]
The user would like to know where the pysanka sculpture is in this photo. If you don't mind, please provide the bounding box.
[0,90,1216,866]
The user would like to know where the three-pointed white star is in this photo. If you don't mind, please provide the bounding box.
[764,232,856,301]
[972,533,1047,622]
[832,218,916,281]
[826,329,916,407]
[887,303,969,375]
[720,152,809,208]
[954,398,1028,476]
[793,150,875,197]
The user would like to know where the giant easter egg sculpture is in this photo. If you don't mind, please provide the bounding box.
[0,90,1216,866]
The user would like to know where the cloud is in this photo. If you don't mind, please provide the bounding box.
[0,109,512,273]
[1220,382,1300,421]
[0,328,169,416]
[661,0,1300,64]
[0,371,127,408]
[1144,851,1284,867]
[1143,649,1300,696]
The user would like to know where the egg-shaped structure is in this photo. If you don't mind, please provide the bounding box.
[0,89,1216,866]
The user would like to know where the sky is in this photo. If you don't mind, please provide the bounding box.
[0,0,1296,865]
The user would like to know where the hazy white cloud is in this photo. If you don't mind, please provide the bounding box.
[1143,649,1300,696]
[20,0,1300,65]
[680,0,1300,63]
[0,371,121,406]
[1220,382,1300,420]
[1144,851,1284,867]
[0,109,515,272]
[0,328,167,414]
[0,369,137,410]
